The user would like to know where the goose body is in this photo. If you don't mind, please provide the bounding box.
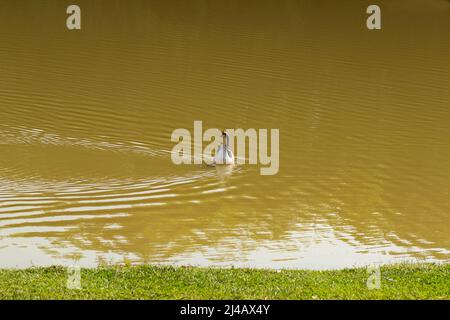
[214,131,234,165]
[215,144,234,164]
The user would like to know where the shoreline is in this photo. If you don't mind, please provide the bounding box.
[0,263,448,299]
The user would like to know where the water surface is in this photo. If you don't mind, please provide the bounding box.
[0,0,449,269]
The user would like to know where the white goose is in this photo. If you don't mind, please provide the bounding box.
[215,131,234,165]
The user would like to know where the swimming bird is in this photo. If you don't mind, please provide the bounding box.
[215,131,234,165]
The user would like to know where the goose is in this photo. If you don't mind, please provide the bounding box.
[215,131,234,165]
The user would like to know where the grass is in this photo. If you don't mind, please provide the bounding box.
[0,263,448,299]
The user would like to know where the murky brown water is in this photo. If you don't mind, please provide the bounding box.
[0,0,449,269]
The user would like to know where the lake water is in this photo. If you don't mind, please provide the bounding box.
[0,0,449,269]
